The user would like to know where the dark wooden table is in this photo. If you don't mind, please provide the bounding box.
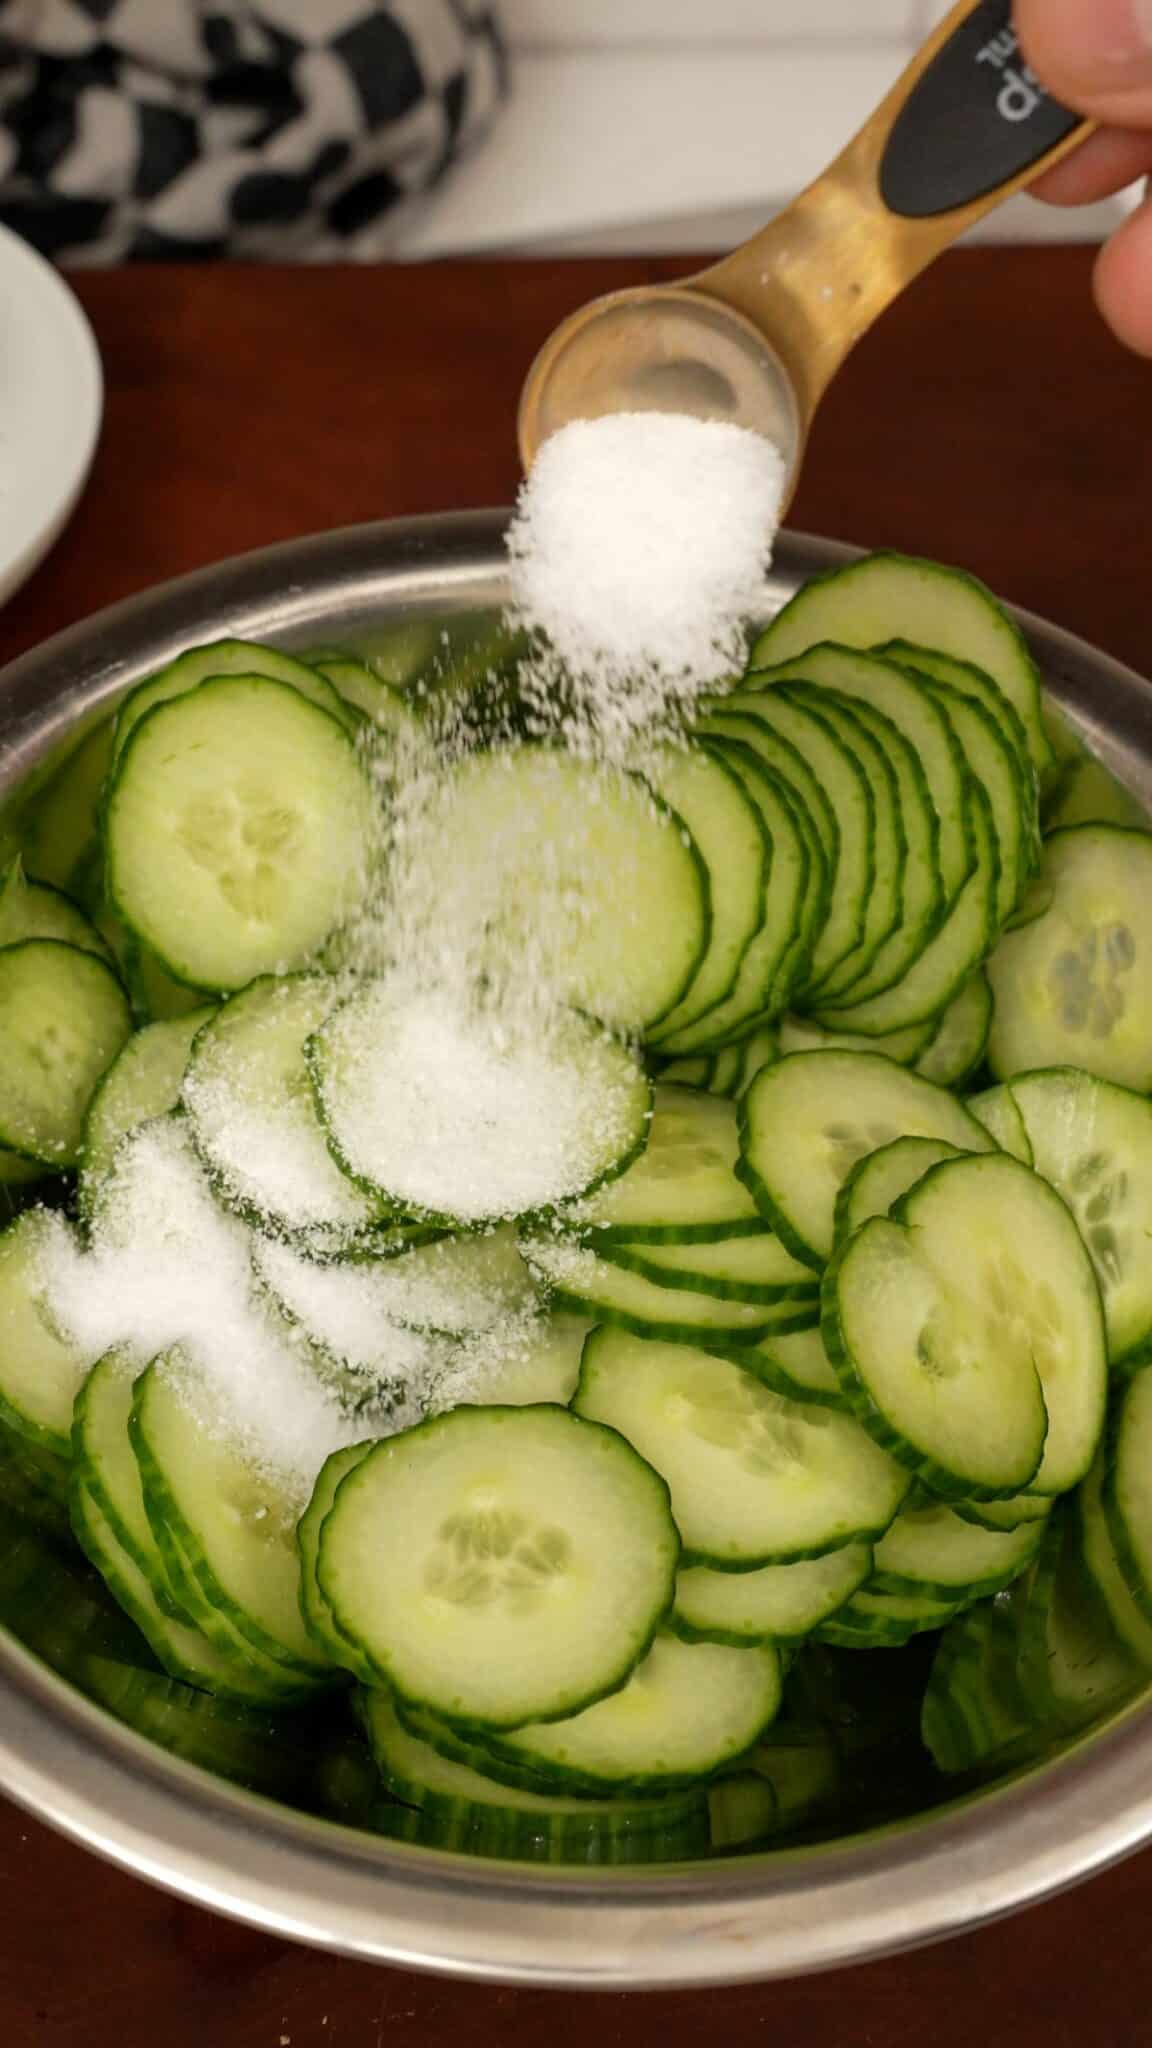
[2,248,1151,2045]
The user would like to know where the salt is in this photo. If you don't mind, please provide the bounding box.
[506,412,786,755]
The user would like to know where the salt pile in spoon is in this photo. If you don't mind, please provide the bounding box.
[507,412,787,755]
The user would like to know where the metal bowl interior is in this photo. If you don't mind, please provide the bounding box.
[2,511,1152,1988]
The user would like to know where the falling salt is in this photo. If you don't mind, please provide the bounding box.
[507,412,786,756]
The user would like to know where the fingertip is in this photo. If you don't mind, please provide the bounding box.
[1095,198,1152,356]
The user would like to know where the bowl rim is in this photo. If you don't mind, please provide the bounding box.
[2,509,1152,1988]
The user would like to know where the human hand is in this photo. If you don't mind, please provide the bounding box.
[1017,0,1152,353]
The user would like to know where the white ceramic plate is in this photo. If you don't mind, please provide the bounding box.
[0,223,103,606]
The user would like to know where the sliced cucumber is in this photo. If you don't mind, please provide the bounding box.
[596,1229,817,1305]
[0,856,109,961]
[476,1633,782,1792]
[72,1348,184,1616]
[749,642,968,905]
[521,1239,802,1344]
[81,1007,215,1214]
[71,1483,312,1706]
[112,639,356,759]
[430,1314,591,1413]
[1078,1457,1152,1667]
[671,1542,871,1645]
[1102,1366,1152,1628]
[0,940,131,1165]
[315,659,418,739]
[105,676,372,992]
[881,640,1032,778]
[1006,1067,1152,1364]
[182,975,389,1247]
[812,784,999,1037]
[311,983,650,1227]
[562,1087,762,1243]
[398,747,708,1034]
[360,1690,708,1861]
[826,1152,1106,1499]
[296,1442,378,1681]
[914,974,993,1087]
[738,1050,992,1266]
[752,552,1051,775]
[654,742,813,1050]
[966,1081,1033,1164]
[317,1404,679,1729]
[131,1357,335,1680]
[573,1329,908,1566]
[731,1325,846,1407]
[986,825,1152,1090]
[952,1491,1052,1533]
[645,745,770,1043]
[916,677,1037,926]
[1045,754,1149,832]
[778,1011,936,1066]
[18,716,114,895]
[870,1500,1044,1599]
[834,1135,967,1243]
[1015,1510,1143,1729]
[0,1209,89,1454]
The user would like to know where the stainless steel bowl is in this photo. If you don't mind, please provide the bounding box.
[3,511,1152,1988]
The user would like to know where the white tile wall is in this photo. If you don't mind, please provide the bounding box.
[396,2,1138,256]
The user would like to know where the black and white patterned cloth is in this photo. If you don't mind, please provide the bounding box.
[0,0,506,260]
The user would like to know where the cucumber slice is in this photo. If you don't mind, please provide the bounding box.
[398,747,708,1034]
[476,1633,782,1792]
[749,643,968,903]
[595,1230,816,1304]
[1102,1367,1152,1628]
[522,1239,804,1344]
[1045,755,1149,832]
[0,1210,89,1454]
[765,676,944,997]
[123,941,213,1024]
[812,783,999,1036]
[713,690,873,991]
[430,1314,591,1412]
[71,1482,313,1706]
[296,1442,378,1681]
[834,1135,967,1243]
[914,974,993,1087]
[1015,1511,1142,1729]
[645,746,770,1042]
[916,677,1037,926]
[311,983,650,1227]
[1078,1458,1152,1667]
[731,1325,846,1407]
[17,716,114,895]
[360,1690,710,1860]
[131,1358,336,1680]
[834,1587,965,1642]
[752,552,1051,775]
[870,1500,1044,1599]
[0,940,131,1165]
[314,659,418,739]
[778,1012,936,1064]
[561,1087,762,1243]
[738,1050,992,1266]
[952,1491,1052,1533]
[105,676,372,992]
[707,1773,780,1850]
[966,1081,1033,1164]
[1007,1067,1152,1364]
[779,687,904,1002]
[826,1152,1105,1499]
[72,1349,184,1617]
[881,640,1032,777]
[182,975,389,1248]
[671,1542,871,1645]
[986,825,1152,1090]
[0,856,109,961]
[696,712,834,992]
[112,639,356,759]
[573,1329,908,1566]
[921,1595,1035,1771]
[81,1007,215,1215]
[653,743,813,1050]
[318,1404,679,1729]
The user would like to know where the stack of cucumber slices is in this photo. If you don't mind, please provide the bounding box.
[2,554,1152,1864]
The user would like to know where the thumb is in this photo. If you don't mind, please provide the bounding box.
[1015,0,1152,124]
